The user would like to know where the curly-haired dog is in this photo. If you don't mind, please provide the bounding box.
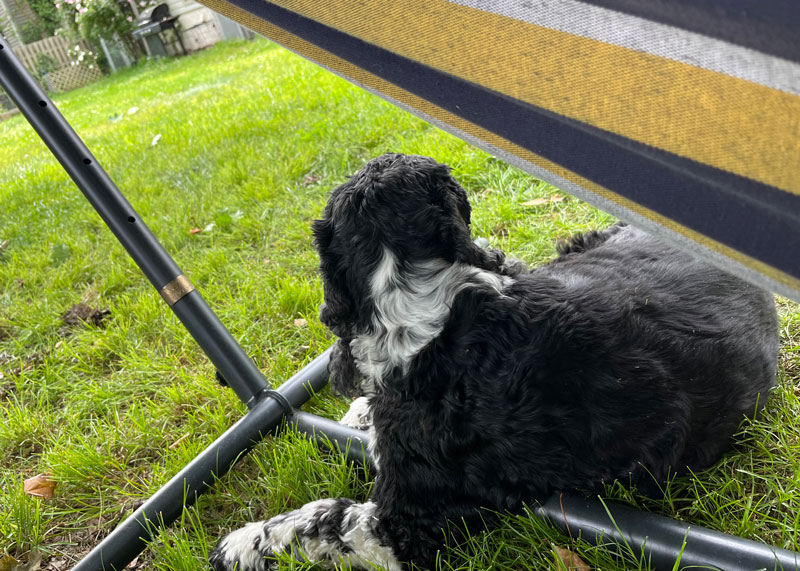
[210,153,779,570]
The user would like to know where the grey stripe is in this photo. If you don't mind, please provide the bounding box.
[448,0,800,95]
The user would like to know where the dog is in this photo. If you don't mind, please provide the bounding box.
[209,153,779,570]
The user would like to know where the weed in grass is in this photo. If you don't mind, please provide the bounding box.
[1,38,799,569]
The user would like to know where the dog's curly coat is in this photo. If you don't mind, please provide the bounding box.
[209,153,779,571]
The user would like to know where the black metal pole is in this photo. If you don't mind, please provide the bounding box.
[536,494,799,571]
[0,37,267,407]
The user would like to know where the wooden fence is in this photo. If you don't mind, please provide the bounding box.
[12,36,103,92]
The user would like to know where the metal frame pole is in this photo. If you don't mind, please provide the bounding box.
[536,494,799,570]
[2,37,797,571]
[0,36,268,407]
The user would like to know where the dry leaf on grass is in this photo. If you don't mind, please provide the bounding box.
[189,227,203,235]
[0,555,18,571]
[293,318,308,327]
[521,194,565,207]
[552,545,591,570]
[23,473,57,499]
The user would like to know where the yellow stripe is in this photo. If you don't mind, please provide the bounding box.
[197,0,800,296]
[270,0,800,195]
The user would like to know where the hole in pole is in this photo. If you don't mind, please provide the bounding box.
[127,216,136,224]
[38,101,47,107]
[83,158,92,165]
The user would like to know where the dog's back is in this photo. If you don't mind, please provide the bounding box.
[540,224,779,472]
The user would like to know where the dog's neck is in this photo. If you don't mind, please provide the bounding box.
[349,247,507,392]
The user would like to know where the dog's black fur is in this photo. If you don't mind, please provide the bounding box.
[209,153,779,571]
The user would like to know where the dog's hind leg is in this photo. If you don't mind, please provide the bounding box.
[208,499,401,571]
[555,222,626,256]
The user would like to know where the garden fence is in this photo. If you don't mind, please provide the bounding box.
[14,35,102,92]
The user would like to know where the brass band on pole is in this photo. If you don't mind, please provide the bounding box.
[160,275,195,306]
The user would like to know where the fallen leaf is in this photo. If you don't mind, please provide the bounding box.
[169,432,190,450]
[0,239,9,252]
[552,545,590,570]
[303,174,320,185]
[189,227,202,235]
[151,133,161,146]
[521,194,565,207]
[0,554,17,571]
[521,198,550,206]
[23,473,57,499]
[293,318,308,327]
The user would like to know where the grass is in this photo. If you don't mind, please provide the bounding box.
[0,37,798,570]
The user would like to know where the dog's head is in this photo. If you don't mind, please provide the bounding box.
[313,154,505,332]
[312,154,507,394]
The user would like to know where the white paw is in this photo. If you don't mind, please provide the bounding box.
[209,521,273,571]
[340,396,372,430]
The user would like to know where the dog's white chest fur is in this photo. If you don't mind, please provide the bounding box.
[350,248,507,390]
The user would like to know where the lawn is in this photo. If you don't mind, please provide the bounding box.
[1,37,798,570]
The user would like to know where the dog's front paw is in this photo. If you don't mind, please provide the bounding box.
[339,396,372,429]
[209,521,276,571]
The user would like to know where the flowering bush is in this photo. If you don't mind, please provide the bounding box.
[68,43,97,69]
[55,0,155,59]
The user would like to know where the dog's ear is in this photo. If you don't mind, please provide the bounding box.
[424,165,513,274]
[312,216,356,338]
[327,338,363,397]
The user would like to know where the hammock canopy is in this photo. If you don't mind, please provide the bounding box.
[197,0,800,301]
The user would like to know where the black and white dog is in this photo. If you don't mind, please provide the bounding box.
[210,153,779,570]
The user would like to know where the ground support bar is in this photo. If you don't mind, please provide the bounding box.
[69,349,369,571]
[536,494,798,571]
[1,37,797,571]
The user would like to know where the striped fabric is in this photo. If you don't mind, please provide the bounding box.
[197,0,800,301]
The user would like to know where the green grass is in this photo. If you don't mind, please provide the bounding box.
[1,38,798,570]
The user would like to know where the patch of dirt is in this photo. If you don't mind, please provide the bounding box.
[60,304,111,330]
